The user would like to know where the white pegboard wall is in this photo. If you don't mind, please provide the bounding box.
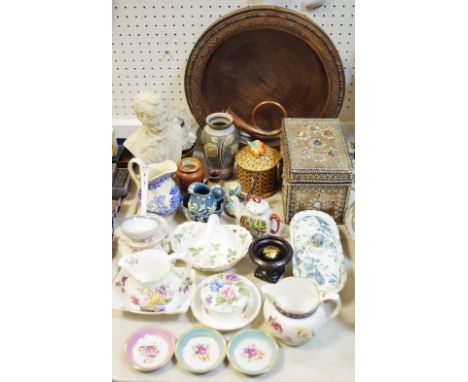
[112,0,355,136]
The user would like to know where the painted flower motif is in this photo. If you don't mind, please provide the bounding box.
[195,344,207,355]
[179,277,193,294]
[242,344,265,361]
[295,327,311,340]
[268,315,283,334]
[205,294,213,305]
[157,284,169,296]
[138,344,160,364]
[146,345,158,354]
[225,274,240,281]
[130,295,140,306]
[209,279,224,292]
[219,285,236,300]
[192,343,210,362]
[115,275,128,293]
[148,294,166,307]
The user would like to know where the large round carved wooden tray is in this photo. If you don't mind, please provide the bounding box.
[185,6,345,134]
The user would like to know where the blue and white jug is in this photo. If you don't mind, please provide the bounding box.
[128,158,181,217]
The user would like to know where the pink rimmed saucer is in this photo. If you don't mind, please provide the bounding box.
[124,326,175,372]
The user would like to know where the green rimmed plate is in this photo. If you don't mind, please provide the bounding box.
[175,327,226,374]
[227,329,279,375]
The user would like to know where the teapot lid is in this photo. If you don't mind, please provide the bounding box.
[245,196,269,215]
[265,277,320,316]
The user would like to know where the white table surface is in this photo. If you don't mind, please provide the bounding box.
[112,167,355,382]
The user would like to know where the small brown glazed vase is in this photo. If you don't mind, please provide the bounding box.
[176,157,205,194]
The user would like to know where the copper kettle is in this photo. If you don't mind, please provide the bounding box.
[225,100,287,139]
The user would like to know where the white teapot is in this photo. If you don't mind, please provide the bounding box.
[231,195,281,238]
[114,249,191,313]
[262,277,341,346]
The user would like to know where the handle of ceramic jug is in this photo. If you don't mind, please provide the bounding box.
[128,157,145,187]
[211,185,225,202]
[320,291,342,324]
[139,166,149,216]
[269,214,281,234]
[168,252,192,279]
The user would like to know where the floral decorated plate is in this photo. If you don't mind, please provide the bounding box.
[227,329,279,376]
[170,215,252,272]
[290,210,347,294]
[112,269,196,315]
[124,326,175,372]
[190,273,261,331]
[175,327,226,374]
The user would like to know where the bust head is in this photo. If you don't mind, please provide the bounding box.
[132,91,166,132]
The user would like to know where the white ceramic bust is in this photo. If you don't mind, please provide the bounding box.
[124,91,182,164]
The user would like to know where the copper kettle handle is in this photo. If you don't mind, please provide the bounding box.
[225,107,277,138]
[250,100,287,136]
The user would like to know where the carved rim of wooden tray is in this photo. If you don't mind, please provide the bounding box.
[185,5,345,129]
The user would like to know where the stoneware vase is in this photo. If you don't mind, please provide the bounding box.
[201,112,239,180]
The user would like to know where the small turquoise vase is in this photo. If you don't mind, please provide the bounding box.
[187,182,225,215]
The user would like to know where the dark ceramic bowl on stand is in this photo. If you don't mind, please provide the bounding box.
[248,236,293,283]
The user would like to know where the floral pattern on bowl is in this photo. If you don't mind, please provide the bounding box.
[112,268,196,315]
[190,274,262,331]
[227,329,279,375]
[200,273,250,315]
[124,326,175,372]
[290,210,347,293]
[175,327,226,374]
[170,215,252,272]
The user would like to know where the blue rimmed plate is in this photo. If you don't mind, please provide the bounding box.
[175,327,226,374]
[227,329,279,375]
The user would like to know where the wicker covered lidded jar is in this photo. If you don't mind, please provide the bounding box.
[235,140,281,198]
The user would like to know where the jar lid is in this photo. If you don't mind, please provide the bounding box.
[245,196,269,215]
[235,140,280,171]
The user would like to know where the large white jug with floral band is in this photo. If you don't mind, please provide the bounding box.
[262,277,341,346]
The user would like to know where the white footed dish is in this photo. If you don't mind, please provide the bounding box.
[170,215,252,272]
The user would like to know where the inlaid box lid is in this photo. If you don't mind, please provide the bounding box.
[281,118,354,183]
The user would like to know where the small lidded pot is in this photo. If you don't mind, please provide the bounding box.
[249,236,293,283]
[200,273,250,320]
[235,140,281,197]
[176,157,205,194]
